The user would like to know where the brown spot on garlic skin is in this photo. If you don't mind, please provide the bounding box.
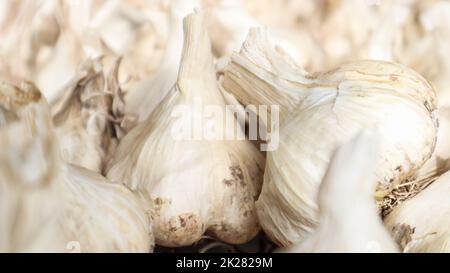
[223,179,233,186]
[0,81,42,110]
[390,75,398,82]
[391,224,415,251]
[154,213,204,247]
[223,165,245,187]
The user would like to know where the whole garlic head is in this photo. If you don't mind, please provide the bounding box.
[222,29,438,246]
[106,11,265,247]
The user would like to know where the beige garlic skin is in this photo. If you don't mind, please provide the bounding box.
[0,103,65,252]
[222,29,438,246]
[51,58,124,173]
[204,0,325,72]
[107,11,264,247]
[0,0,167,102]
[0,82,154,253]
[0,0,89,101]
[87,0,169,79]
[125,0,200,123]
[385,170,450,253]
[61,163,154,253]
[282,133,399,253]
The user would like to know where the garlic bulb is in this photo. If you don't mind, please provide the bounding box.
[1,82,154,252]
[87,0,168,78]
[282,132,399,253]
[51,57,124,173]
[385,170,450,252]
[0,0,89,101]
[221,29,438,246]
[107,11,265,247]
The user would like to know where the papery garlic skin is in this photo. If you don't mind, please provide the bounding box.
[385,170,450,253]
[282,132,399,253]
[205,0,325,72]
[107,11,264,247]
[61,164,154,253]
[0,101,66,252]
[125,0,200,123]
[52,58,122,173]
[222,29,438,246]
[417,107,450,178]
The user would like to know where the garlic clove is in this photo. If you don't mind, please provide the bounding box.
[222,28,438,246]
[106,10,265,247]
[281,132,399,253]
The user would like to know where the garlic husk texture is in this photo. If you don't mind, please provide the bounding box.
[124,0,200,123]
[61,163,154,253]
[0,0,167,102]
[385,170,450,253]
[106,11,265,247]
[204,0,325,71]
[51,57,125,173]
[0,101,65,252]
[222,28,438,246]
[281,132,399,253]
[1,82,154,252]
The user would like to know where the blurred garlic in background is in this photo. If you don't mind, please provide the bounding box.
[51,57,125,173]
[0,82,65,253]
[0,82,154,253]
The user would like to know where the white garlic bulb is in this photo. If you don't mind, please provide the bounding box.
[221,29,438,246]
[385,170,450,252]
[0,82,154,252]
[106,11,265,247]
[282,132,399,253]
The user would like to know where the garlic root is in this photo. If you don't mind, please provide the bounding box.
[385,170,450,253]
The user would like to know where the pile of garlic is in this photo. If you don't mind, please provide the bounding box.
[1,0,450,253]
